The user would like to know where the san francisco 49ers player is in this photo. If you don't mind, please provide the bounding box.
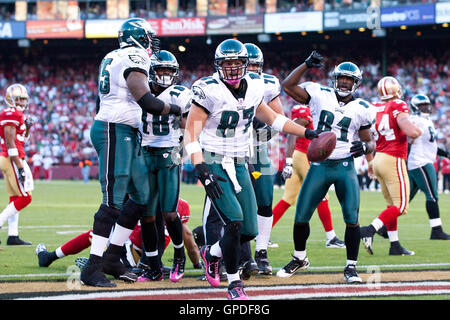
[360,76,423,256]
[272,104,345,249]
[0,84,34,245]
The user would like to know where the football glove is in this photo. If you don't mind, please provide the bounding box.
[25,117,34,130]
[305,50,324,69]
[282,158,293,181]
[18,167,26,186]
[350,141,368,158]
[305,129,319,140]
[195,162,226,200]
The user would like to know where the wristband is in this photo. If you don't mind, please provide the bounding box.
[368,160,374,166]
[272,114,289,132]
[285,157,293,165]
[185,141,202,156]
[8,148,18,157]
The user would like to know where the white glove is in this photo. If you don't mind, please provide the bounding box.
[282,157,293,181]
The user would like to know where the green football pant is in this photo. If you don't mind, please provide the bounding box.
[295,157,359,225]
[409,163,438,202]
[251,144,274,209]
[90,120,149,209]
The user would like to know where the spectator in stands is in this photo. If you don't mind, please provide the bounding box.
[79,157,92,183]
[42,154,54,181]
[31,152,43,180]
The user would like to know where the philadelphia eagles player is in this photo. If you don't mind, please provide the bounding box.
[278,51,375,284]
[80,18,183,287]
[137,50,192,283]
[408,94,450,240]
[184,39,318,300]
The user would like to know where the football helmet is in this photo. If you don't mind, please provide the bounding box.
[118,18,160,56]
[332,62,362,97]
[410,94,432,116]
[150,50,179,88]
[244,43,263,75]
[214,39,248,86]
[4,83,29,111]
[377,76,403,101]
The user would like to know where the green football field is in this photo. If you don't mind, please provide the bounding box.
[0,179,449,282]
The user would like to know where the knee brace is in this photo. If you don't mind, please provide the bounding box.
[119,199,146,229]
[93,204,120,237]
[257,205,273,218]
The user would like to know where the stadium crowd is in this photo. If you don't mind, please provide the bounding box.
[0,44,448,188]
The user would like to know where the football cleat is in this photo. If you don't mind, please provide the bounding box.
[376,225,389,239]
[430,226,450,240]
[227,280,248,300]
[102,252,138,283]
[80,260,116,287]
[7,236,31,246]
[389,242,415,256]
[35,243,55,267]
[362,236,374,255]
[200,245,222,287]
[239,259,259,280]
[254,250,272,275]
[137,268,164,282]
[169,256,186,282]
[277,256,309,278]
[344,264,362,283]
[325,236,346,248]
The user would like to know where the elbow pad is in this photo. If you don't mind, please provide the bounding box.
[137,91,165,115]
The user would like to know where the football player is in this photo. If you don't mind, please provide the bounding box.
[273,103,345,249]
[0,84,33,245]
[184,39,317,300]
[277,52,375,284]
[137,50,192,283]
[80,18,183,287]
[360,76,423,256]
[408,94,450,240]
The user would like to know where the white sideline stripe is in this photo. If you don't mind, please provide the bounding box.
[2,262,450,279]
[16,281,450,300]
[12,225,91,229]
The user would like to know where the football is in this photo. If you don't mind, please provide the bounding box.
[307,131,337,162]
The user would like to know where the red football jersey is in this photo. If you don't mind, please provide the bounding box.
[373,99,409,159]
[0,107,27,159]
[291,105,314,153]
[129,198,191,250]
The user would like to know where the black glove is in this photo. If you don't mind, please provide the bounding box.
[195,162,226,200]
[305,50,324,69]
[18,167,26,186]
[305,129,319,140]
[350,141,368,158]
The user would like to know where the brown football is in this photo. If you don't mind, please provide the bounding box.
[307,131,337,162]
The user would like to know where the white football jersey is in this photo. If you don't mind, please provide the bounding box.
[140,84,191,148]
[407,114,437,170]
[95,46,151,128]
[192,72,265,158]
[301,82,375,160]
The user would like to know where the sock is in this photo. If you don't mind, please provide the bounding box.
[8,213,19,236]
[387,231,399,242]
[227,272,241,284]
[255,215,273,251]
[240,241,251,264]
[317,199,333,232]
[325,230,337,241]
[377,206,400,227]
[90,234,109,258]
[426,200,440,220]
[430,218,442,228]
[144,250,160,270]
[0,202,19,227]
[110,223,134,247]
[370,218,384,231]
[272,199,291,227]
[346,260,357,266]
[293,250,306,260]
[141,221,159,257]
[293,223,310,252]
[61,230,92,256]
[165,216,183,249]
[210,241,223,258]
[345,225,360,262]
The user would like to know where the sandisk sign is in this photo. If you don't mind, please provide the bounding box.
[149,17,206,36]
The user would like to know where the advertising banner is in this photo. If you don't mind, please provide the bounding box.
[264,12,323,33]
[85,19,130,38]
[158,17,206,36]
[207,15,263,34]
[436,2,450,23]
[323,9,370,30]
[26,20,84,38]
[0,21,26,39]
[380,4,435,27]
